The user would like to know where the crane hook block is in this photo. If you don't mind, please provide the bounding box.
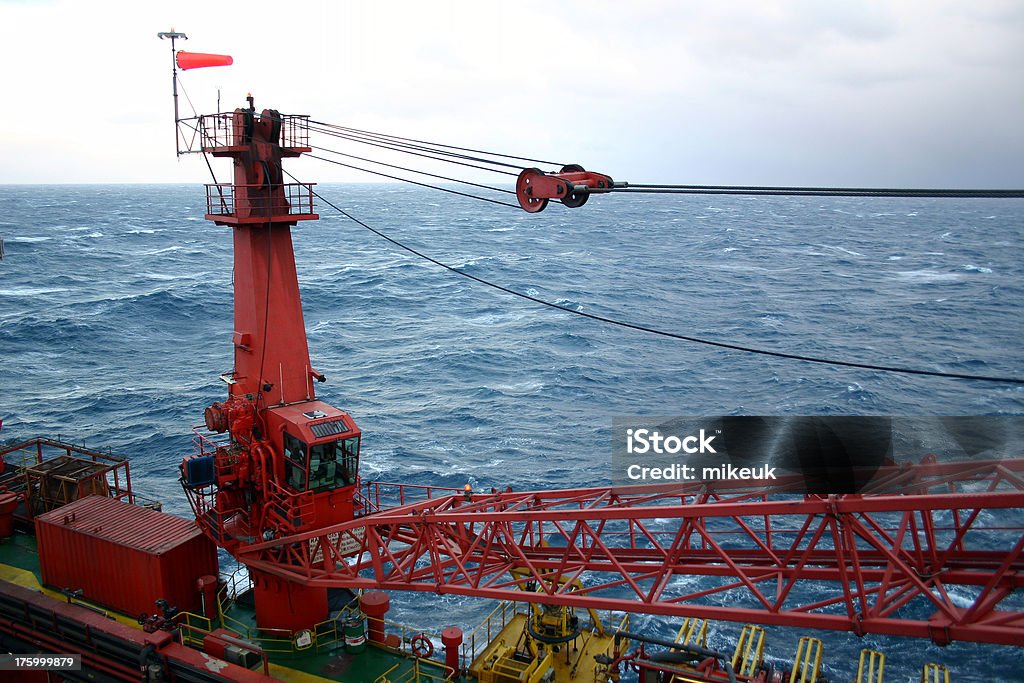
[516,165,614,213]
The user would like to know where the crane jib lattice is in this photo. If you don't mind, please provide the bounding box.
[236,457,1024,647]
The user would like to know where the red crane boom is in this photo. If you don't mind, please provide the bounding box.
[239,457,1024,646]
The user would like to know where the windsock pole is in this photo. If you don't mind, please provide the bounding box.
[157,30,188,156]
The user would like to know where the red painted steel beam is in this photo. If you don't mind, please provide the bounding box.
[237,458,1024,646]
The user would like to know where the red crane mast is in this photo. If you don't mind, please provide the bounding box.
[181,102,363,630]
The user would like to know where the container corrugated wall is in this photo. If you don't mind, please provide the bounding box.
[35,495,218,618]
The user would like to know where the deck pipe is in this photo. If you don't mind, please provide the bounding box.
[613,630,738,683]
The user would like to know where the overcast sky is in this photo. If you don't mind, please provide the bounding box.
[1,0,1021,187]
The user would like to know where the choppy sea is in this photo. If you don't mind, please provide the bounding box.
[1,183,1022,681]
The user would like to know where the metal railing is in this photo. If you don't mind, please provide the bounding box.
[196,113,311,151]
[204,183,316,218]
[375,658,454,683]
[462,600,520,665]
[0,437,161,516]
[361,480,466,510]
[177,590,357,656]
[177,571,621,679]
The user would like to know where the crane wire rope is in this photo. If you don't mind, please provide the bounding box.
[610,184,1024,199]
[307,124,526,175]
[267,112,1024,200]
[305,133,1024,199]
[307,124,539,174]
[308,145,516,196]
[308,119,566,168]
[306,154,520,209]
[282,170,1024,385]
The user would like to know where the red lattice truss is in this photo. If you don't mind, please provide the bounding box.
[237,457,1024,646]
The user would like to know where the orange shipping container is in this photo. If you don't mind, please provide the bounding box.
[35,495,218,618]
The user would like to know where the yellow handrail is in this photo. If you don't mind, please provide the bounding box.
[674,617,708,648]
[789,637,823,683]
[731,625,765,677]
[856,649,886,683]
[921,663,950,683]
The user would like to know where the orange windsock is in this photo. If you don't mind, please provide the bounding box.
[176,51,233,70]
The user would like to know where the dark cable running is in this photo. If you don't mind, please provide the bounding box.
[308,124,525,176]
[308,123,538,173]
[309,119,566,168]
[306,154,520,209]
[309,145,516,195]
[284,173,1024,385]
[269,113,1024,199]
[613,184,1024,199]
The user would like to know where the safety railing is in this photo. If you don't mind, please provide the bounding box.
[191,428,231,456]
[375,658,454,683]
[182,429,318,542]
[459,603,627,676]
[199,568,362,655]
[198,113,311,151]
[361,480,466,510]
[354,612,455,681]
[279,114,311,150]
[176,611,216,647]
[855,649,886,683]
[198,114,234,150]
[218,564,252,605]
[179,443,252,546]
[174,612,271,675]
[461,601,521,665]
[263,474,318,534]
[0,437,161,517]
[204,183,316,218]
[353,478,382,515]
[177,572,619,680]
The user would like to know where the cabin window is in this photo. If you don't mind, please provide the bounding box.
[284,432,308,491]
[307,436,360,491]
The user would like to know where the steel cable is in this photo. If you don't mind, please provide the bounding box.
[305,155,520,209]
[613,184,1024,198]
[309,119,566,167]
[283,173,1024,385]
[307,128,522,177]
[308,123,536,173]
[309,145,516,195]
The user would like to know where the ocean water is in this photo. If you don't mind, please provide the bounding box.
[1,183,1022,680]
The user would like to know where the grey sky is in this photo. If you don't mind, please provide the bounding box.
[1,0,1021,186]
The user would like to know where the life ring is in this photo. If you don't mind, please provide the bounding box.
[410,633,433,658]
